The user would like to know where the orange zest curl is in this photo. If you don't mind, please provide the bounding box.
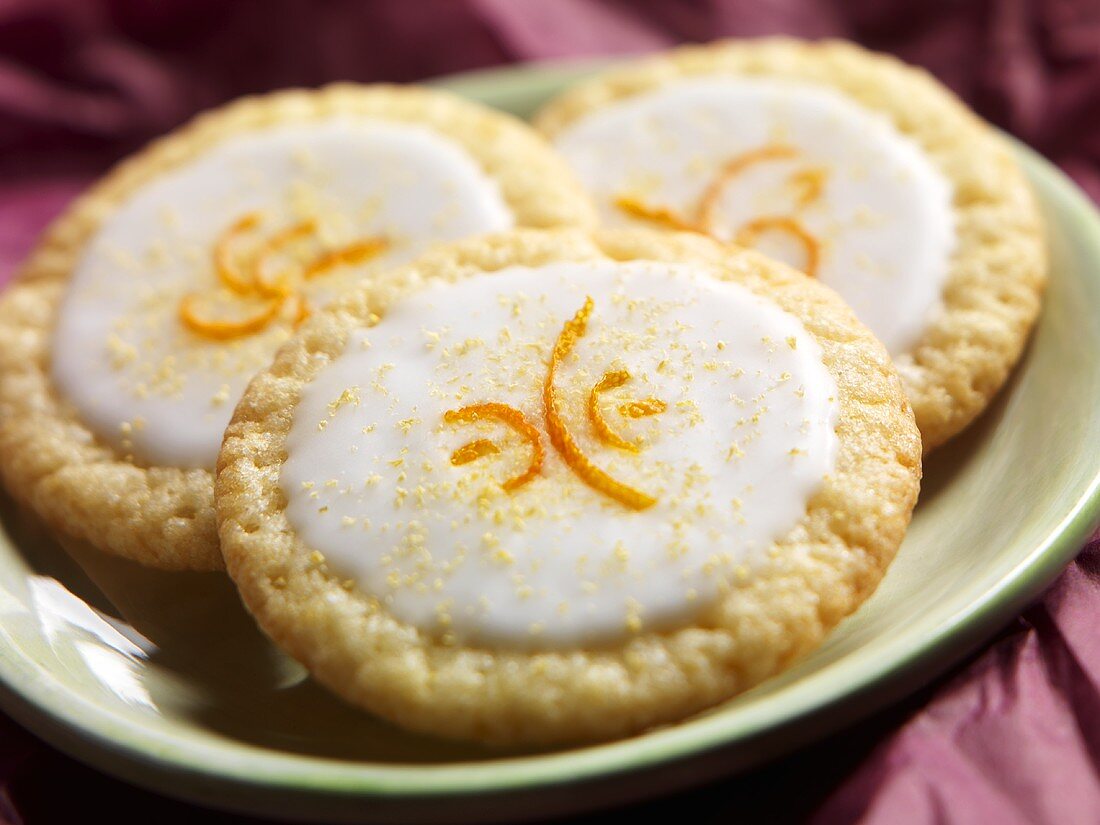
[183,211,390,341]
[449,438,501,466]
[613,144,827,279]
[735,216,821,278]
[178,292,285,341]
[587,369,666,453]
[253,219,319,297]
[291,293,312,328]
[543,298,657,511]
[618,398,667,418]
[443,403,543,491]
[589,370,637,452]
[788,166,827,208]
[213,211,264,294]
[613,195,700,233]
[694,143,799,232]
[304,237,388,279]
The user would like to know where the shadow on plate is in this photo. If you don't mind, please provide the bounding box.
[919,339,1029,505]
[1,495,542,763]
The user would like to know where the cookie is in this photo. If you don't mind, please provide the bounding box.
[535,38,1047,451]
[0,84,596,570]
[216,228,921,746]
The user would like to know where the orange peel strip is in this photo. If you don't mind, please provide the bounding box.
[694,144,800,232]
[789,167,827,208]
[443,403,543,491]
[613,195,701,233]
[304,237,388,279]
[291,293,312,328]
[588,370,642,453]
[544,299,657,510]
[618,398,667,418]
[179,292,284,341]
[253,218,319,297]
[449,438,501,466]
[735,216,821,277]
[213,211,264,295]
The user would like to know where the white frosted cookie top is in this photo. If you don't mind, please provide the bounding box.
[553,77,956,357]
[281,261,840,649]
[51,119,513,469]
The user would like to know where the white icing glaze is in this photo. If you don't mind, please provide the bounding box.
[553,77,956,357]
[281,262,840,649]
[52,119,513,469]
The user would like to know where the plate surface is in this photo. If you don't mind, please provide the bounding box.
[1,62,1099,824]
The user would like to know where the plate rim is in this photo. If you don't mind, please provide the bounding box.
[0,60,1099,815]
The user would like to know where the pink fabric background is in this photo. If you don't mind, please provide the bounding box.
[0,1,1099,822]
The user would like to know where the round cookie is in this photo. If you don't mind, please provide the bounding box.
[535,38,1047,452]
[216,228,921,746]
[0,84,596,571]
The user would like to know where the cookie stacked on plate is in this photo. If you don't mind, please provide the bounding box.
[537,39,1045,451]
[0,40,1045,745]
[0,85,596,571]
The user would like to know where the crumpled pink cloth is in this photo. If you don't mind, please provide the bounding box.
[0,2,1098,823]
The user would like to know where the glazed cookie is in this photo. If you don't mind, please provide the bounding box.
[0,84,596,570]
[536,38,1047,451]
[216,228,921,745]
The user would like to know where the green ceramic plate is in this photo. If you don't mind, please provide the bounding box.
[0,61,1099,824]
